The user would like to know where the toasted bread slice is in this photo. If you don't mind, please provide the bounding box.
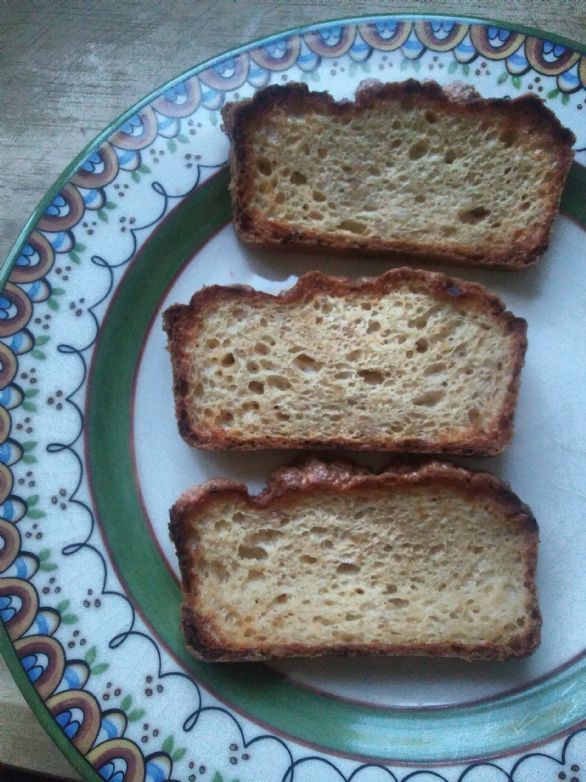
[163,268,527,455]
[222,80,574,268]
[169,458,541,662]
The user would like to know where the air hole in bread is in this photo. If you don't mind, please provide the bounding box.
[238,544,268,560]
[294,353,323,373]
[301,554,318,565]
[267,375,291,391]
[413,389,445,406]
[337,562,361,574]
[408,316,428,331]
[409,139,429,160]
[248,381,264,394]
[358,369,384,385]
[248,528,283,546]
[444,149,457,164]
[290,170,307,185]
[256,157,273,176]
[458,206,491,224]
[338,218,368,235]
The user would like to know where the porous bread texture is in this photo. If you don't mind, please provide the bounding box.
[169,459,541,662]
[163,268,527,454]
[222,80,575,268]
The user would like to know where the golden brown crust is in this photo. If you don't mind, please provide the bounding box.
[169,457,541,662]
[222,80,575,269]
[163,268,528,455]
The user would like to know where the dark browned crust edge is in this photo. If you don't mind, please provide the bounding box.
[169,457,541,662]
[162,268,527,455]
[221,79,575,269]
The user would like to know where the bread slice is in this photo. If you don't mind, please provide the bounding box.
[163,268,527,455]
[169,458,541,662]
[222,80,574,269]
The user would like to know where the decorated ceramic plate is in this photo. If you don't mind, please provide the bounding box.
[1,13,586,782]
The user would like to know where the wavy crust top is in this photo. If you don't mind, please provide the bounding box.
[223,79,575,146]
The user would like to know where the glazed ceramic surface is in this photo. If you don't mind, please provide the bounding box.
[1,14,586,782]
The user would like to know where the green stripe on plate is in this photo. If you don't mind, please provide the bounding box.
[86,168,586,763]
[562,162,586,225]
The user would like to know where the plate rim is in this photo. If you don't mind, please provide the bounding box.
[1,10,585,781]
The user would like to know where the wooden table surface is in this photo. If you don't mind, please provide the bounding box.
[0,1,584,779]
